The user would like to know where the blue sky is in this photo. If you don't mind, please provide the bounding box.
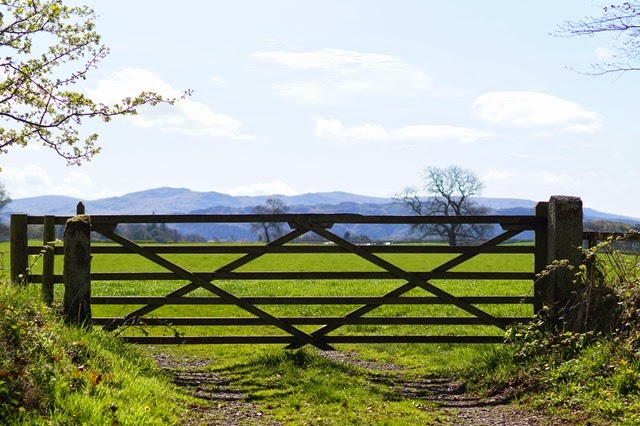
[3,1,640,216]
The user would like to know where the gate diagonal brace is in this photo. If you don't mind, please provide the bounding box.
[93,224,335,351]
[286,221,518,350]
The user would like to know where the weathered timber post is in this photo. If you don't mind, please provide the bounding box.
[10,214,28,285]
[543,196,583,322]
[42,215,56,305]
[533,202,549,313]
[63,210,92,326]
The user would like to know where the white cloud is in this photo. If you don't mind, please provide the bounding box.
[530,171,580,191]
[483,170,517,181]
[87,68,252,139]
[472,91,602,134]
[253,49,436,103]
[611,152,625,161]
[314,118,494,143]
[1,167,121,200]
[2,166,53,198]
[512,152,563,162]
[391,125,495,143]
[595,47,614,60]
[62,171,93,189]
[314,118,389,141]
[226,181,297,196]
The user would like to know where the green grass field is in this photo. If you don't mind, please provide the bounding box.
[0,240,536,373]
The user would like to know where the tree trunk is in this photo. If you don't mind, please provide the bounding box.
[262,223,271,243]
[448,227,457,246]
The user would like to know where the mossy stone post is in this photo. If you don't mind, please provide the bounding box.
[545,195,583,323]
[63,211,92,326]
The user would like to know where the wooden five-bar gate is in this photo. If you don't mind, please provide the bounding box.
[9,196,585,350]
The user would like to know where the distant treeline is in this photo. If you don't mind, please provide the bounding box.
[108,223,206,243]
[2,218,638,244]
[14,223,205,243]
[583,219,640,233]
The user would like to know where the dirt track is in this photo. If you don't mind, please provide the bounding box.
[153,350,571,426]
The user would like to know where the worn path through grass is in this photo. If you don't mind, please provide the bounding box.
[146,344,570,426]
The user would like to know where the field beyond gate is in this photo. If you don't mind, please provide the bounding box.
[10,207,558,349]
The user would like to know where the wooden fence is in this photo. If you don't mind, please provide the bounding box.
[9,196,586,349]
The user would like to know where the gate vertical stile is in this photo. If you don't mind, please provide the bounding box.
[42,215,56,305]
[533,202,549,314]
[10,214,28,285]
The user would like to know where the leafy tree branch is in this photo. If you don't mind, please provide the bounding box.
[0,0,190,165]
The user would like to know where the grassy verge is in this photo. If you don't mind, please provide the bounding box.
[463,234,640,425]
[466,337,640,424]
[0,281,192,425]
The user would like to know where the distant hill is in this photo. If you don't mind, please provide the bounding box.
[2,187,638,241]
[6,195,82,216]
[3,187,395,216]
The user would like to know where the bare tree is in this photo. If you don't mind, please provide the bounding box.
[395,166,492,246]
[559,1,640,74]
[250,198,289,243]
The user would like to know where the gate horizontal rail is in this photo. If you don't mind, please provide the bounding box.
[24,213,545,226]
[88,296,535,305]
[29,244,535,255]
[119,335,507,345]
[29,271,535,283]
[94,316,531,326]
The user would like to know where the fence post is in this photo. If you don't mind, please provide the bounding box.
[533,202,549,313]
[42,215,56,305]
[546,195,583,320]
[63,212,92,326]
[10,214,28,285]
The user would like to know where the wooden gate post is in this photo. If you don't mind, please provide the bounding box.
[63,212,92,326]
[544,196,583,321]
[10,214,28,285]
[42,215,56,305]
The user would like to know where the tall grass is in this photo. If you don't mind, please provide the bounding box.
[0,281,192,424]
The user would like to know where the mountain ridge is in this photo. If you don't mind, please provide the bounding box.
[2,186,638,222]
[3,187,638,241]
